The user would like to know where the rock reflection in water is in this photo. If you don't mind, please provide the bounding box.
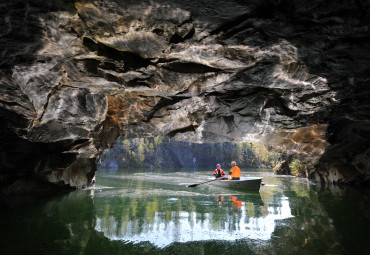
[2,170,370,255]
[94,190,293,247]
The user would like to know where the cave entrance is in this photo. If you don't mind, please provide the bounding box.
[98,136,279,172]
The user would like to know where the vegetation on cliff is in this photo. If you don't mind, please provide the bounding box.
[99,136,279,169]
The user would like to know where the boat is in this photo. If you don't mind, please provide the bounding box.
[210,177,263,191]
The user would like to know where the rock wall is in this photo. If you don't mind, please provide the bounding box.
[1,0,370,192]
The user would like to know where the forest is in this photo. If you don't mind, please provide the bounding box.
[99,136,280,170]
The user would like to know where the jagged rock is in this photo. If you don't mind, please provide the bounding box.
[1,0,370,193]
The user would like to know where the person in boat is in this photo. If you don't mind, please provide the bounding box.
[228,161,241,180]
[213,164,225,178]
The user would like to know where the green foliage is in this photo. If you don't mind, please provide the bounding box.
[154,136,163,146]
[137,143,145,163]
[101,136,280,169]
[148,142,155,153]
[289,158,305,176]
[273,160,285,173]
[122,139,131,151]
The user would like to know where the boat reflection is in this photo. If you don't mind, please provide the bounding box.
[94,191,294,248]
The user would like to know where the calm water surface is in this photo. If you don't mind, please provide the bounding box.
[1,168,370,255]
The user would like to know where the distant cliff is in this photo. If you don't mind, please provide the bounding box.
[99,137,279,169]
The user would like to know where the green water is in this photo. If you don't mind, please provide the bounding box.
[1,168,370,255]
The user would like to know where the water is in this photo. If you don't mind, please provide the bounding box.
[1,168,370,255]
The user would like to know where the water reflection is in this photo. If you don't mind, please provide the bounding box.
[2,169,370,255]
[93,177,294,248]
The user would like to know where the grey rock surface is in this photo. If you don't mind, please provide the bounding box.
[1,0,370,192]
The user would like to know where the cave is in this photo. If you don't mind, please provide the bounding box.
[1,0,370,197]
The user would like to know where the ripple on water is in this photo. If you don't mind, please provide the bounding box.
[197,201,215,206]
[166,198,179,202]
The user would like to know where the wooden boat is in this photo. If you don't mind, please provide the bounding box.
[210,177,263,191]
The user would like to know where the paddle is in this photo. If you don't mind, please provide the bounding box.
[187,178,218,187]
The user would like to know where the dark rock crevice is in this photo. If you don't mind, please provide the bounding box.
[210,12,252,36]
[159,61,223,73]
[82,37,152,71]
[167,125,197,138]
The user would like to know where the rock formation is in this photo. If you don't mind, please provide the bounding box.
[1,0,369,193]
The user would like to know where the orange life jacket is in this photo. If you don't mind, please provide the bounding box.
[229,165,241,178]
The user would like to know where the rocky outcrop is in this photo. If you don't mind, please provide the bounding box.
[1,0,370,193]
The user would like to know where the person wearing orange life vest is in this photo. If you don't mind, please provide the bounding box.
[228,161,241,180]
[213,164,225,178]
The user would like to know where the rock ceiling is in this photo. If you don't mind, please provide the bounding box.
[0,0,369,192]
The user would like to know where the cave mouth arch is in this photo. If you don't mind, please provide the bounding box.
[1,0,370,197]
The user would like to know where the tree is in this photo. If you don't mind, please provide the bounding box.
[137,143,145,163]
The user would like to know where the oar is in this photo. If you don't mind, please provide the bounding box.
[187,178,218,187]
